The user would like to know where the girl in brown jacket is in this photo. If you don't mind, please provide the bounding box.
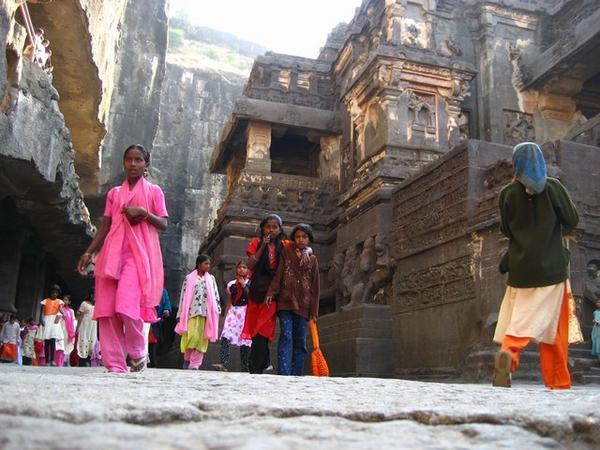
[266,223,320,375]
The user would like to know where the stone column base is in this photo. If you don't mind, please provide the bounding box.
[317,304,394,377]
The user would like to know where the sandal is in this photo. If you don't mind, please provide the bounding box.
[492,350,512,388]
[130,356,147,373]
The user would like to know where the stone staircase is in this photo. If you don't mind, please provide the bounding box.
[464,341,600,385]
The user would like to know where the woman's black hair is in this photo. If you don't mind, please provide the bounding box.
[290,223,314,243]
[63,294,71,301]
[123,144,150,165]
[49,284,62,296]
[85,287,95,305]
[196,254,211,266]
[258,214,283,236]
[256,214,284,276]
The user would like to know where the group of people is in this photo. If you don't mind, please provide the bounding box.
[176,217,320,374]
[3,140,594,391]
[23,28,53,78]
[74,144,320,376]
[0,287,98,366]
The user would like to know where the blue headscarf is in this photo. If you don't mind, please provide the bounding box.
[512,142,547,195]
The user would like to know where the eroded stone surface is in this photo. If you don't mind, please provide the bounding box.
[1,365,599,449]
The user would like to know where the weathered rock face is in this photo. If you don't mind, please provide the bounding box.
[26,0,128,197]
[95,0,168,212]
[0,1,94,316]
[151,64,245,294]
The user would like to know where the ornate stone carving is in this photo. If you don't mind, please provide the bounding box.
[246,122,271,160]
[319,135,342,181]
[508,43,532,90]
[584,260,600,304]
[458,112,469,143]
[503,110,535,146]
[367,233,395,305]
[395,255,475,312]
[482,160,513,191]
[329,252,346,309]
[222,171,338,224]
[408,90,436,129]
[438,38,462,58]
[346,237,377,307]
[341,246,359,306]
[246,121,271,172]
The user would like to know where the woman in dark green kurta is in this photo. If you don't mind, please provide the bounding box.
[493,142,579,389]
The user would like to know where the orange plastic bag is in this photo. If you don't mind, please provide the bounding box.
[309,320,329,377]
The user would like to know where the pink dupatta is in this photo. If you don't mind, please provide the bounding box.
[175,270,219,341]
[94,177,164,310]
[61,306,76,343]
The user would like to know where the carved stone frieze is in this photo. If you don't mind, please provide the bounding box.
[395,255,475,313]
[220,171,338,224]
[393,150,469,256]
[503,110,535,146]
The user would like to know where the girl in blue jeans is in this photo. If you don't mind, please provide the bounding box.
[266,223,320,375]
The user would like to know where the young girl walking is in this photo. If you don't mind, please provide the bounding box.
[243,214,293,374]
[76,291,97,367]
[40,285,64,366]
[176,255,220,370]
[213,260,252,372]
[21,318,38,365]
[266,223,320,376]
[77,144,168,373]
[57,295,76,367]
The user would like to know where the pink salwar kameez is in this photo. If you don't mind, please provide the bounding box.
[93,177,168,373]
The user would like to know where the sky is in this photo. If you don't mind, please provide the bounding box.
[168,0,364,58]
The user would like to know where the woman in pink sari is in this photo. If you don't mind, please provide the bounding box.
[77,144,168,373]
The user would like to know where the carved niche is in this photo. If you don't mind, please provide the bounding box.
[337,233,396,310]
[503,110,535,146]
[407,89,437,142]
[246,122,272,172]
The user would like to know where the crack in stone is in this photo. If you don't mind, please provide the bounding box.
[2,401,598,448]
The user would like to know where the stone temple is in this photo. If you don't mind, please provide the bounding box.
[201,0,600,380]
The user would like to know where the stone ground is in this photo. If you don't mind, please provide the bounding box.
[1,365,599,449]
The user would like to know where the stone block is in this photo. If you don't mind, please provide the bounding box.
[318,304,394,377]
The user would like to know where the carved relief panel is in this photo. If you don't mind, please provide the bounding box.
[383,0,434,50]
[335,232,395,310]
[319,135,342,181]
[503,110,535,146]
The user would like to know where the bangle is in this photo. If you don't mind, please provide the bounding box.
[83,252,92,257]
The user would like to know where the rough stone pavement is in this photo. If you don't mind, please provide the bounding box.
[1,365,599,449]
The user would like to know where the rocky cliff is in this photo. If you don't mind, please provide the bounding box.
[151,22,262,296]
[0,0,94,315]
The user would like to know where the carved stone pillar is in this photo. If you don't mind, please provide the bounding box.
[245,121,271,173]
[535,79,582,141]
[319,135,341,181]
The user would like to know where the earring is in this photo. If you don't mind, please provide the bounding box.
[143,168,149,178]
